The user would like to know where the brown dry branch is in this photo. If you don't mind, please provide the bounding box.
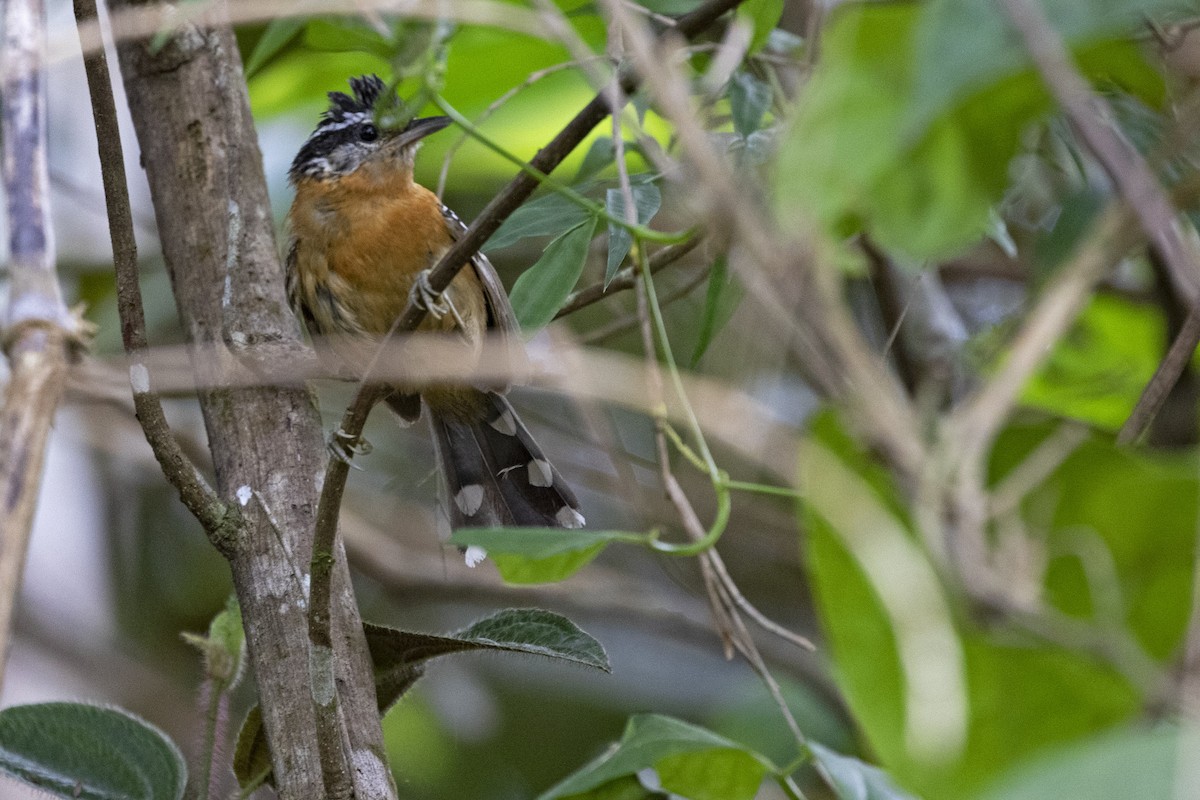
[107,1,392,796]
[0,0,86,688]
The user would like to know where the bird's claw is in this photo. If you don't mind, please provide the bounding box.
[328,428,373,468]
[410,269,451,320]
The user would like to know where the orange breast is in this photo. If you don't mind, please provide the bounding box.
[289,171,486,339]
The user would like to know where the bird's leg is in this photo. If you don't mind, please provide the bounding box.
[409,269,467,330]
[327,426,373,468]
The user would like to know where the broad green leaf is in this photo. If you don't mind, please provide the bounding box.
[978,725,1182,800]
[908,0,1182,133]
[804,414,1158,797]
[485,192,593,252]
[605,182,662,285]
[810,742,918,800]
[1021,296,1162,431]
[654,748,766,800]
[510,219,600,331]
[450,527,637,583]
[559,774,663,799]
[800,418,968,773]
[539,714,772,800]
[777,1,1170,259]
[244,18,305,78]
[366,609,609,711]
[0,703,185,800]
[729,71,772,138]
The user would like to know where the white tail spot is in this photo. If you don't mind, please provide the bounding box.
[463,546,488,568]
[455,485,485,516]
[528,459,553,487]
[488,409,517,436]
[556,506,586,529]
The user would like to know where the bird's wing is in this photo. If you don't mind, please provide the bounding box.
[440,205,521,336]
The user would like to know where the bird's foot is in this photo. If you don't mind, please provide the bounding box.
[327,427,373,467]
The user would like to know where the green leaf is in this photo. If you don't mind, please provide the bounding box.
[605,182,662,285]
[576,137,616,182]
[1021,295,1162,431]
[244,18,305,78]
[485,192,594,252]
[729,71,772,138]
[978,725,1181,800]
[232,706,273,792]
[181,594,245,688]
[0,703,185,800]
[450,527,637,583]
[303,18,394,58]
[908,0,1181,133]
[810,742,918,800]
[559,774,664,799]
[689,255,741,367]
[538,714,772,800]
[735,0,784,55]
[366,609,609,711]
[510,218,600,331]
[776,1,1170,259]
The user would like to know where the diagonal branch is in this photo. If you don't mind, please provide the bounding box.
[72,0,227,532]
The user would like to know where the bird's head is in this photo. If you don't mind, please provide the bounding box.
[288,75,450,183]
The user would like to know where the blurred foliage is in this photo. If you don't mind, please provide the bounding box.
[31,0,1200,798]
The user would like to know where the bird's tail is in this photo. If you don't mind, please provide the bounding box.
[429,392,584,547]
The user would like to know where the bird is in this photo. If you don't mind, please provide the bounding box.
[285,75,584,559]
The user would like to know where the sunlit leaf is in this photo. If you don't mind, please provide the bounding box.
[539,714,772,800]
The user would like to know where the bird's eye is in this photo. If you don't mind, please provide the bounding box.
[359,124,379,142]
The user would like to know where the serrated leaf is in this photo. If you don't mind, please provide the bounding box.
[485,192,594,252]
[809,742,918,800]
[450,527,637,583]
[231,706,273,792]
[605,183,662,285]
[244,18,305,78]
[0,703,186,800]
[510,218,600,331]
[539,714,773,800]
[729,71,772,138]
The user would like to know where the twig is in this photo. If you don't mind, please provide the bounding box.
[578,263,711,344]
[558,236,703,319]
[0,0,81,688]
[72,0,230,537]
[1001,0,1200,305]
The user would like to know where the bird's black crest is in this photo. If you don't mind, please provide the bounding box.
[324,74,386,121]
[290,75,388,182]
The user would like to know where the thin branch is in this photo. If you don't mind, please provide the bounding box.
[559,236,704,319]
[1000,0,1200,305]
[0,0,81,688]
[72,0,229,535]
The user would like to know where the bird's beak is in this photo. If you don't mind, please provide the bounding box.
[387,115,452,150]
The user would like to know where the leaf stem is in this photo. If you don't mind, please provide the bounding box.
[432,93,692,244]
